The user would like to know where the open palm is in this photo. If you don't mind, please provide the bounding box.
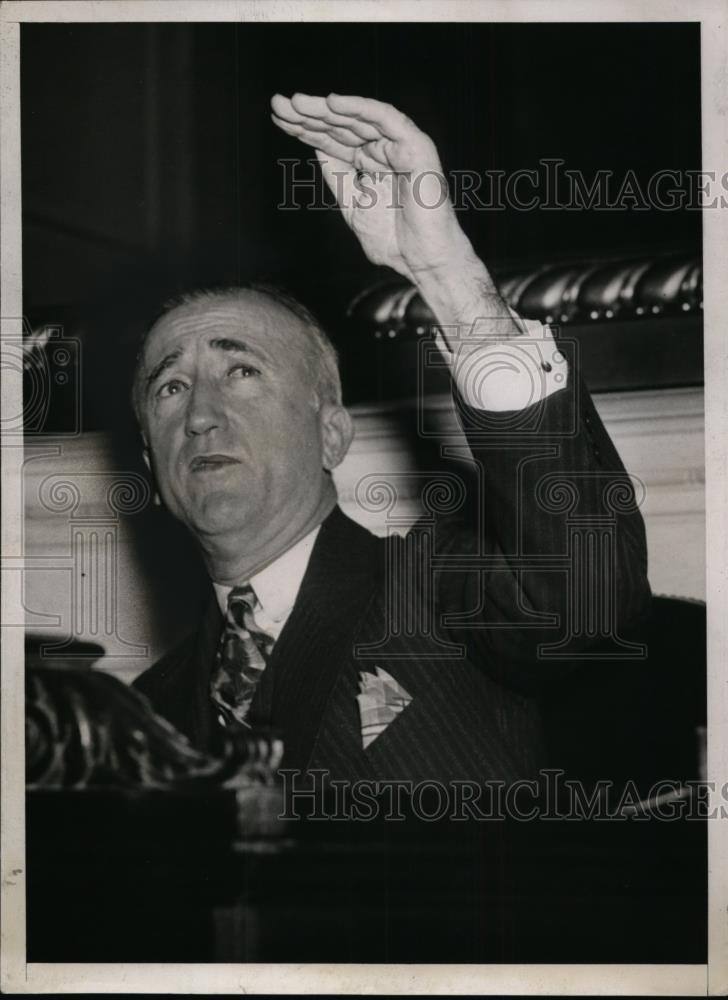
[271,93,470,283]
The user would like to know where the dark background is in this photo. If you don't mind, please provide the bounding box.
[21,21,701,424]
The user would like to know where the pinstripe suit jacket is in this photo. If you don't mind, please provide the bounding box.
[134,377,650,784]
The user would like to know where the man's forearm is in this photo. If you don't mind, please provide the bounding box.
[411,244,521,345]
[413,246,568,412]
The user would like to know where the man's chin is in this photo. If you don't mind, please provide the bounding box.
[185,491,259,537]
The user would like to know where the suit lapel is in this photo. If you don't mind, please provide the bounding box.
[254,507,382,773]
[189,594,225,754]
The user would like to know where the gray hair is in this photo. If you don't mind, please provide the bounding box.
[131,283,343,429]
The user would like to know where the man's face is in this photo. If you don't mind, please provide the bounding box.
[137,293,346,548]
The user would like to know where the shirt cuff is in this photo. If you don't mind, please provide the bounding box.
[437,313,569,412]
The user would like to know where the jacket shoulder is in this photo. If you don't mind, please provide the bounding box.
[406,508,479,555]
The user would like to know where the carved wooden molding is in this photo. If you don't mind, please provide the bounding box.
[26,665,283,790]
[348,252,702,335]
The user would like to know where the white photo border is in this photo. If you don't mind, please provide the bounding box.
[1,1,726,994]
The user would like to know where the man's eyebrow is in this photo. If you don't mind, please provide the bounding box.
[144,336,267,391]
[145,348,183,389]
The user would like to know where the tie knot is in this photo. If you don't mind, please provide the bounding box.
[228,583,256,615]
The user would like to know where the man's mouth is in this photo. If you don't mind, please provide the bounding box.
[189,454,240,472]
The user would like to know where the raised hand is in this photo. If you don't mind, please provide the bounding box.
[270,93,477,283]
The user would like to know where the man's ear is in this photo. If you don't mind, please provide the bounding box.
[320,404,354,471]
[141,441,163,507]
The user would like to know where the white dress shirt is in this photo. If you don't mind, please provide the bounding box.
[213,524,321,640]
[213,315,567,637]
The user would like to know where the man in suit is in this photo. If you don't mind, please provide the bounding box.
[132,93,650,785]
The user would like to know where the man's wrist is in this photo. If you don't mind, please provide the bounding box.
[413,250,521,345]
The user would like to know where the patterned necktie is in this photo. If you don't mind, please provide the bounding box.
[210,584,275,729]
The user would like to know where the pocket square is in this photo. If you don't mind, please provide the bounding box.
[356,666,412,749]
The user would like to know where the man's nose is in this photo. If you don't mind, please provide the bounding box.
[184,380,227,436]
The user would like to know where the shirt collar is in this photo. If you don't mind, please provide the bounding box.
[213,523,321,622]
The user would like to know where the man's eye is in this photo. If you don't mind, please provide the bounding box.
[228,363,260,379]
[157,379,188,398]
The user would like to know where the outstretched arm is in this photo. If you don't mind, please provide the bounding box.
[272,93,651,669]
